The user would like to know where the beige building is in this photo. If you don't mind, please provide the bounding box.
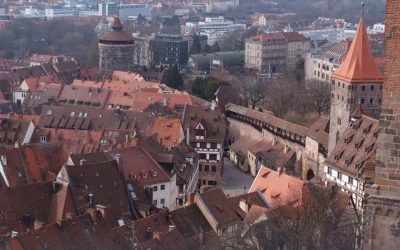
[305,41,349,84]
[245,32,311,73]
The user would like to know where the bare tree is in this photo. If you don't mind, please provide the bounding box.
[225,184,360,250]
[305,81,331,117]
[242,77,268,110]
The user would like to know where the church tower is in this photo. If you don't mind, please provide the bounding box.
[328,15,384,153]
[362,1,400,249]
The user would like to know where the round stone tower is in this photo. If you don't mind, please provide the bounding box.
[98,17,134,72]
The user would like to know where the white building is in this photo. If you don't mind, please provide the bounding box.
[183,16,246,45]
[98,2,118,17]
[118,4,151,19]
[205,0,239,12]
[44,8,78,19]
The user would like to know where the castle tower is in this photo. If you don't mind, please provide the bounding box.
[362,1,400,249]
[98,17,134,72]
[328,16,383,153]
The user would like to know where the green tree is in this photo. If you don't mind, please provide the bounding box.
[161,66,184,90]
[191,77,207,99]
[192,76,227,101]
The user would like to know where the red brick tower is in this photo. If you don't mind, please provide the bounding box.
[362,1,400,249]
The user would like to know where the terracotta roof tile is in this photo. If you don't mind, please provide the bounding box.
[332,17,383,83]
[0,143,64,187]
[325,113,378,179]
[61,161,131,227]
[249,166,306,208]
[109,147,171,185]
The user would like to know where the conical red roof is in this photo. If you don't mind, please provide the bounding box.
[332,17,383,83]
[111,17,123,31]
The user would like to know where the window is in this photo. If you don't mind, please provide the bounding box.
[40,135,47,142]
[153,200,158,205]
[327,167,332,175]
[209,154,217,161]
[337,118,341,125]
[361,98,365,104]
[199,165,203,171]
[349,177,354,185]
[370,98,373,104]
[199,154,206,160]
[160,198,165,205]
[153,186,158,192]
[212,166,216,172]
[338,172,342,180]
[371,85,374,91]
[205,165,210,172]
[362,86,365,91]
[161,185,165,190]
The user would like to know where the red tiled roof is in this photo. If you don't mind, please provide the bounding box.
[325,114,378,179]
[12,212,131,249]
[0,143,64,187]
[110,147,171,185]
[148,118,183,150]
[62,161,131,228]
[332,17,383,83]
[282,32,308,42]
[249,166,305,208]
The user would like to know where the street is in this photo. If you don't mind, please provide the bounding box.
[220,157,255,197]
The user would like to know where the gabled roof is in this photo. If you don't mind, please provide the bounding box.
[0,143,64,187]
[249,166,305,208]
[109,147,171,185]
[11,212,131,249]
[0,181,75,236]
[332,17,383,83]
[61,161,131,227]
[325,113,378,179]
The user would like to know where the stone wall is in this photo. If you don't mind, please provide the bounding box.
[99,43,134,72]
[362,1,400,249]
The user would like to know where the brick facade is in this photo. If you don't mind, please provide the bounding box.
[362,1,400,249]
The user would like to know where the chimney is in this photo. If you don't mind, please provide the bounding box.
[1,155,7,166]
[88,193,94,207]
[211,100,216,110]
[186,127,190,145]
[125,134,129,143]
[145,227,153,240]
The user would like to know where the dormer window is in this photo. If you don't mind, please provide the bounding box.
[344,134,354,144]
[363,124,372,134]
[40,135,47,142]
[142,172,148,179]
[355,139,365,149]
[334,151,344,161]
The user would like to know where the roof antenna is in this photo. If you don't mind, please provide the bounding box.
[361,2,365,17]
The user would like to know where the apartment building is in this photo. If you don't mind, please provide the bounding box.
[245,32,311,73]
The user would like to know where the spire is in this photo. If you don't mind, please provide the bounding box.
[332,16,383,83]
[111,16,123,31]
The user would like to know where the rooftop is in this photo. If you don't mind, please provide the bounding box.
[332,17,384,83]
